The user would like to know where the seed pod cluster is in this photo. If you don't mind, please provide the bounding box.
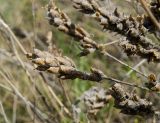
[109,83,155,116]
[27,48,76,75]
[73,0,160,62]
[27,49,106,81]
[120,38,160,62]
[47,1,99,56]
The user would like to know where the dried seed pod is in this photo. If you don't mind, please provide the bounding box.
[47,67,59,74]
[109,83,155,116]
[148,74,156,82]
[145,74,160,92]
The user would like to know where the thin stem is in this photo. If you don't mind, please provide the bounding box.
[47,85,71,116]
[59,79,72,106]
[12,96,17,123]
[0,83,12,92]
[31,0,36,49]
[101,50,148,78]
[39,73,65,119]
[102,40,119,47]
[103,76,149,90]
[0,101,10,123]
[39,73,71,117]
[126,59,146,77]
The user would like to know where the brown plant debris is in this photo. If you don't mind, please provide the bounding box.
[109,83,155,116]
[27,49,106,81]
[73,0,160,62]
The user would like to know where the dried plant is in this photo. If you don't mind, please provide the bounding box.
[47,1,99,56]
[73,0,160,62]
[27,48,151,91]
[1,0,160,123]
[27,48,107,81]
[109,83,155,116]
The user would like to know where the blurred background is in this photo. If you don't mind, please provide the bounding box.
[0,0,160,123]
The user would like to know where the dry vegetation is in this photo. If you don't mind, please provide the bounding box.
[0,0,160,123]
